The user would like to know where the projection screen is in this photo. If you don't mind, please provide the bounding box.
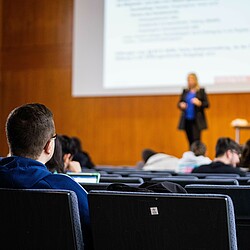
[72,0,250,97]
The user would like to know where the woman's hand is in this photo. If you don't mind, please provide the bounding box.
[179,102,187,110]
[191,98,202,107]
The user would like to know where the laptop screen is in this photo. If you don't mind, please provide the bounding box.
[68,173,100,183]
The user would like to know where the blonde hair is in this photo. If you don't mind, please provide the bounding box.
[187,73,200,91]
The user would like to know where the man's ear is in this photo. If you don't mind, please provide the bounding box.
[44,140,53,155]
[225,149,232,159]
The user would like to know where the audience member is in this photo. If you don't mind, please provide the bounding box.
[192,137,246,176]
[0,103,93,249]
[142,148,179,172]
[58,134,82,173]
[45,135,65,173]
[71,136,95,170]
[177,140,212,173]
[239,139,250,170]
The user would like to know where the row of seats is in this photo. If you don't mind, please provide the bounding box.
[70,172,250,189]
[2,168,249,249]
[0,187,238,250]
[78,168,250,249]
[86,184,250,250]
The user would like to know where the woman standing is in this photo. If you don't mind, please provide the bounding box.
[178,73,209,147]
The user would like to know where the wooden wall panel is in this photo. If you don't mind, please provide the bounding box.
[0,0,3,140]
[0,0,250,166]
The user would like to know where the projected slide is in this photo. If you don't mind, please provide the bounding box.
[104,0,250,89]
[72,0,250,96]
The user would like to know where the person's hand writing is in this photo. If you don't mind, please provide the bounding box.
[191,98,202,107]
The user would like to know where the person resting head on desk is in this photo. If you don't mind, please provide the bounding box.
[142,148,179,172]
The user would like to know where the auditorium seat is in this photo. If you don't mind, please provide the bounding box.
[113,170,176,177]
[176,173,241,179]
[80,182,140,192]
[150,177,239,187]
[203,176,250,185]
[95,166,137,174]
[88,190,237,250]
[155,175,198,179]
[100,173,123,177]
[150,170,177,175]
[204,175,241,179]
[203,175,250,185]
[185,184,250,250]
[128,173,172,182]
[235,177,250,185]
[0,188,83,250]
[111,170,152,177]
[99,176,144,184]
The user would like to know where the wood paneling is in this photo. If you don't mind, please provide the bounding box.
[0,0,3,137]
[0,0,250,166]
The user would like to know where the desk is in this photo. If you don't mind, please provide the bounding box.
[232,125,250,144]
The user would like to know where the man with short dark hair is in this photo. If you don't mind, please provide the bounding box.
[192,137,246,176]
[0,103,92,249]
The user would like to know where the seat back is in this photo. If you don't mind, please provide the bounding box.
[154,175,198,179]
[80,182,140,192]
[0,188,84,250]
[151,177,239,187]
[204,175,240,179]
[235,177,250,185]
[128,173,172,182]
[186,184,250,250]
[100,173,123,177]
[185,185,250,219]
[88,190,237,250]
[99,176,144,184]
[176,173,241,178]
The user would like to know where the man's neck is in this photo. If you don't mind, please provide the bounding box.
[213,156,231,165]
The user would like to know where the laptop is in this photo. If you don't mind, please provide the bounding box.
[68,172,100,183]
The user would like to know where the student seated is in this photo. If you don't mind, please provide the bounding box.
[192,137,246,177]
[0,103,93,249]
[239,139,250,171]
[58,134,82,173]
[71,136,95,170]
[142,148,179,172]
[177,140,212,173]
